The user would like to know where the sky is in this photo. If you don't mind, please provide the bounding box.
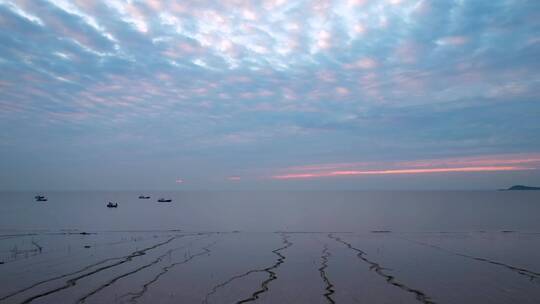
[0,0,539,190]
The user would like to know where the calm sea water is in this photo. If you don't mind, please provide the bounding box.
[1,191,539,232]
[1,191,539,304]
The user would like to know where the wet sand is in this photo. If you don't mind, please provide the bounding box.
[1,230,539,304]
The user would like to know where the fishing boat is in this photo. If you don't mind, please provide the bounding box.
[35,195,48,202]
[138,195,151,199]
[157,198,172,203]
[106,202,118,208]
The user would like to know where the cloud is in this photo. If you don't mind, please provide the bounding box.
[0,0,539,189]
[345,57,378,69]
[1,1,43,26]
[272,166,528,180]
[271,153,540,180]
[436,35,468,46]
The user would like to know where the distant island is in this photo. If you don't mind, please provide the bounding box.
[502,185,540,191]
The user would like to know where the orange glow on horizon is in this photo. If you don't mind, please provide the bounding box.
[272,166,532,180]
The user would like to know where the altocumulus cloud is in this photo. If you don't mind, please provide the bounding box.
[0,0,539,189]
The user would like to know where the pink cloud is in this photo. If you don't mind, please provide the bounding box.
[219,93,231,99]
[336,87,350,96]
[227,176,241,181]
[348,0,368,7]
[398,154,540,168]
[145,0,163,11]
[272,166,531,180]
[286,162,373,172]
[345,58,378,69]
[263,0,287,10]
[271,153,540,180]
[353,23,366,34]
[436,36,469,46]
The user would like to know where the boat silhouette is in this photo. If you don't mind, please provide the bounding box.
[35,195,48,202]
[106,202,118,208]
[157,198,172,203]
[138,195,151,199]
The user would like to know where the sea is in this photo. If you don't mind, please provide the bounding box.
[0,191,539,303]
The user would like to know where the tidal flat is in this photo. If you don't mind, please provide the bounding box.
[1,191,539,303]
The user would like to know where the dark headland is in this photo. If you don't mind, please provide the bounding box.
[501,185,540,191]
